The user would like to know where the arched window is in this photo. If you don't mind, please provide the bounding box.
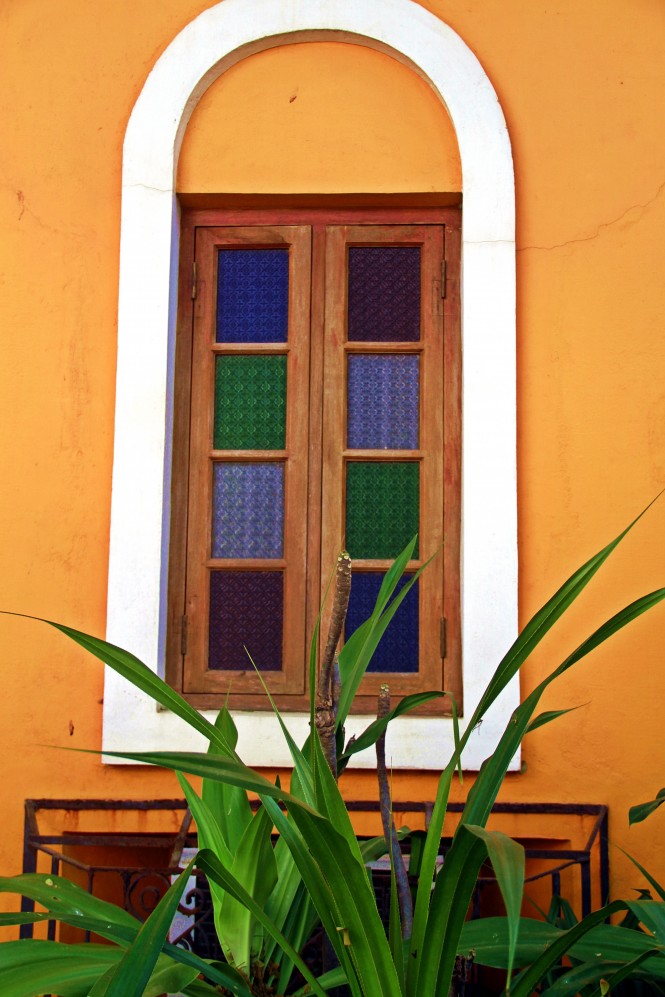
[104,0,517,770]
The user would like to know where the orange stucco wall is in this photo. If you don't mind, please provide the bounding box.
[2,0,665,932]
[177,42,462,193]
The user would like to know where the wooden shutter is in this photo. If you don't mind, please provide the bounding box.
[167,208,461,715]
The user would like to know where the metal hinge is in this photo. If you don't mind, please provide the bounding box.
[440,617,447,659]
[191,261,197,300]
[441,259,447,299]
[181,614,188,655]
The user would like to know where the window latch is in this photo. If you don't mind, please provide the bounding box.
[441,259,447,299]
[440,617,447,659]
[191,261,197,300]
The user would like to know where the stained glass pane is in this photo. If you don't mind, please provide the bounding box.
[212,463,283,558]
[209,571,283,671]
[346,461,419,559]
[214,355,286,450]
[347,247,421,342]
[217,249,288,343]
[347,354,419,449]
[345,573,419,673]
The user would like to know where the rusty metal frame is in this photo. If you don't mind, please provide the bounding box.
[20,798,608,945]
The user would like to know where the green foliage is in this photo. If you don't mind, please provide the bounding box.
[630,788,665,827]
[460,821,665,993]
[1,504,665,995]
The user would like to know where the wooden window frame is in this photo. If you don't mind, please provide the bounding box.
[166,207,461,716]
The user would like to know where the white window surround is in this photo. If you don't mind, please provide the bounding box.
[104,0,518,771]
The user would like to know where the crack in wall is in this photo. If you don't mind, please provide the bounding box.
[123,182,173,193]
[519,178,665,253]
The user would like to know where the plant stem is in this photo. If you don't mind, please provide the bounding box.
[319,551,352,698]
[376,683,413,940]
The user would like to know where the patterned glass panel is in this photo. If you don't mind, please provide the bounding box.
[217,249,288,343]
[209,571,283,671]
[212,463,283,558]
[347,247,421,342]
[346,461,419,559]
[214,355,286,450]
[347,354,419,449]
[345,573,419,673]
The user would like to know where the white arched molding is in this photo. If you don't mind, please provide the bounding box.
[105,0,518,770]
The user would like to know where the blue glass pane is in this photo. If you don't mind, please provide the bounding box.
[217,249,289,343]
[209,571,283,671]
[347,354,419,449]
[212,463,283,558]
[345,573,419,673]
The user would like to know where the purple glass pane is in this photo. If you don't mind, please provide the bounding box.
[347,354,419,449]
[345,573,419,673]
[216,249,288,343]
[212,463,284,558]
[209,571,283,671]
[347,247,421,342]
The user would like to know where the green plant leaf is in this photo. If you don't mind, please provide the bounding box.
[539,951,664,997]
[182,978,230,997]
[176,772,235,964]
[339,690,444,763]
[409,576,665,997]
[459,915,665,972]
[406,506,647,997]
[197,848,329,997]
[359,827,410,864]
[0,941,123,997]
[0,872,252,994]
[81,749,320,814]
[626,899,665,942]
[618,847,665,902]
[1,615,235,756]
[256,796,362,995]
[0,912,53,927]
[594,949,664,994]
[177,772,233,869]
[464,826,525,987]
[526,705,586,733]
[290,965,349,995]
[337,543,442,727]
[311,727,370,873]
[508,902,638,997]
[285,803,402,997]
[337,537,425,724]
[273,880,320,993]
[95,856,198,997]
[388,845,406,994]
[407,763,455,997]
[416,823,489,997]
[630,789,665,826]
[202,707,252,852]
[0,873,138,931]
[220,803,278,971]
[247,647,316,807]
[470,499,659,729]
[86,954,199,997]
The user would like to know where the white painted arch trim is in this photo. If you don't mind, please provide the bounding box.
[105,0,518,770]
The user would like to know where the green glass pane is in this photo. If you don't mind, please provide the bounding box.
[346,462,419,559]
[214,355,286,450]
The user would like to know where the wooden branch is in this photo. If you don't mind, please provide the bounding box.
[315,653,338,778]
[315,551,352,778]
[319,551,352,700]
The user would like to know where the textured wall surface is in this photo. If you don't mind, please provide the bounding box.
[1,0,665,924]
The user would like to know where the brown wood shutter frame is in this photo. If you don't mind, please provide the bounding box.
[166,207,461,716]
